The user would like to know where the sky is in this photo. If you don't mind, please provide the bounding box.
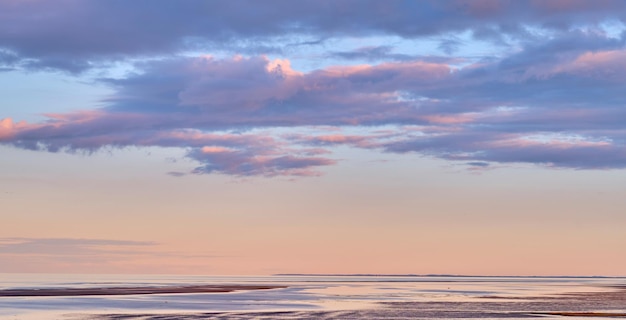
[1,0,625,276]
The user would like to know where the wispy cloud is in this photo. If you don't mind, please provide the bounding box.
[0,238,157,256]
[0,238,226,273]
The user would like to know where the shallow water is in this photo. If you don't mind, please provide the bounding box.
[1,274,624,319]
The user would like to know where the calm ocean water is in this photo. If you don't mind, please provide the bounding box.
[0,274,624,319]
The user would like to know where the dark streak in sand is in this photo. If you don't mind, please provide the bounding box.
[531,312,626,318]
[0,285,286,297]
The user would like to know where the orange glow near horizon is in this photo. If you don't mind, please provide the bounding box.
[1,146,625,276]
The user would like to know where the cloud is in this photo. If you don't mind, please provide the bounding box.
[2,1,626,72]
[467,161,490,167]
[329,46,416,62]
[438,37,464,55]
[167,171,186,177]
[329,46,468,64]
[185,137,336,177]
[384,131,626,169]
[2,3,626,175]
[0,238,157,256]
[0,237,225,273]
[3,45,626,174]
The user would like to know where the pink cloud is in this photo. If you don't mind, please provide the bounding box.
[289,131,405,150]
[488,135,612,149]
[0,118,15,139]
[315,135,364,143]
[558,50,626,81]
[190,149,336,177]
[200,146,236,153]
[4,49,626,174]
[421,114,476,124]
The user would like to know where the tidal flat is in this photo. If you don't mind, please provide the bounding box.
[1,275,625,319]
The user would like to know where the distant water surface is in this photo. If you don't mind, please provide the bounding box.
[0,274,624,319]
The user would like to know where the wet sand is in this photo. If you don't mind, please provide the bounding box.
[0,284,286,297]
[86,286,626,319]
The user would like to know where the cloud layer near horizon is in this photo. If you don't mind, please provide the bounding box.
[2,0,626,176]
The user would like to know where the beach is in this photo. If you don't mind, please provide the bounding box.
[1,275,625,319]
[83,286,626,319]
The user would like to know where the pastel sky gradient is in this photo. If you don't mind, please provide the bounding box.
[1,0,625,276]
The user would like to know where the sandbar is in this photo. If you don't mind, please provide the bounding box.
[0,284,286,297]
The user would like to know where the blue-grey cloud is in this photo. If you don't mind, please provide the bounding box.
[3,0,626,72]
[467,161,490,167]
[329,46,467,63]
[330,46,414,62]
[2,46,626,173]
[2,1,626,175]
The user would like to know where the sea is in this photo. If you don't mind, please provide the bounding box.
[0,274,624,319]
